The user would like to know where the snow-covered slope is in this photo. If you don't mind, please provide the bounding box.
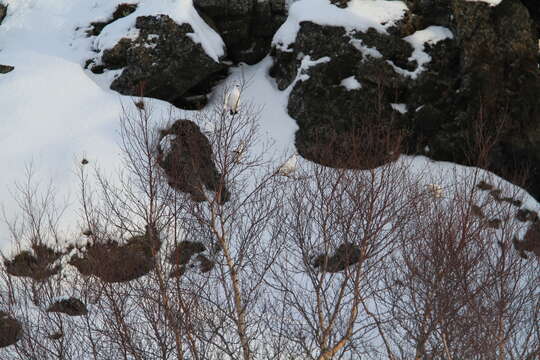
[0,0,538,255]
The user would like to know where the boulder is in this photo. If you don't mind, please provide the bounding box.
[0,312,23,348]
[95,15,228,109]
[47,297,88,317]
[69,226,158,283]
[193,0,286,64]
[4,244,62,281]
[157,120,230,202]
[270,0,540,199]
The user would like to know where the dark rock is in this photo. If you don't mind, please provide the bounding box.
[0,3,7,26]
[519,0,539,40]
[515,208,538,222]
[476,181,494,191]
[489,189,503,202]
[48,332,63,340]
[471,204,485,218]
[168,241,206,265]
[312,243,362,273]
[513,223,540,258]
[194,0,286,64]
[330,0,350,8]
[486,218,502,229]
[271,1,540,200]
[70,226,158,283]
[272,21,406,168]
[47,297,88,317]
[97,15,228,109]
[157,119,230,202]
[195,254,215,273]
[0,64,14,74]
[87,3,137,36]
[4,244,62,281]
[170,265,187,278]
[0,312,23,348]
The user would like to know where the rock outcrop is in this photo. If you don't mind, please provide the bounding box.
[270,0,540,198]
[0,312,23,348]
[47,297,88,317]
[91,15,228,109]
[4,244,62,281]
[69,226,158,283]
[157,120,230,203]
[194,0,286,64]
[271,21,409,168]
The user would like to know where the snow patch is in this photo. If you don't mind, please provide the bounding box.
[273,0,407,52]
[350,38,383,59]
[390,103,407,114]
[341,76,362,90]
[390,26,454,79]
[465,0,503,6]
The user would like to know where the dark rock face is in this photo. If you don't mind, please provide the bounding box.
[0,312,23,348]
[47,297,88,317]
[0,64,14,74]
[194,0,286,64]
[4,244,62,281]
[271,22,407,168]
[70,226,158,283]
[520,0,539,40]
[0,3,7,26]
[95,15,228,109]
[157,120,230,202]
[312,243,362,273]
[271,0,540,198]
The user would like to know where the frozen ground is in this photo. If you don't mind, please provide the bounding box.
[0,0,537,254]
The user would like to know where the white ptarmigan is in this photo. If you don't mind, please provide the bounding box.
[278,155,298,176]
[224,83,241,115]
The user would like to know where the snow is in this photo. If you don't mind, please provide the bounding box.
[273,0,408,51]
[466,0,503,6]
[92,0,224,62]
[341,76,362,90]
[0,0,220,251]
[350,38,383,59]
[390,26,454,79]
[0,0,538,260]
[390,103,407,114]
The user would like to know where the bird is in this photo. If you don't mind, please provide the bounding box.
[278,155,298,176]
[224,83,241,115]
